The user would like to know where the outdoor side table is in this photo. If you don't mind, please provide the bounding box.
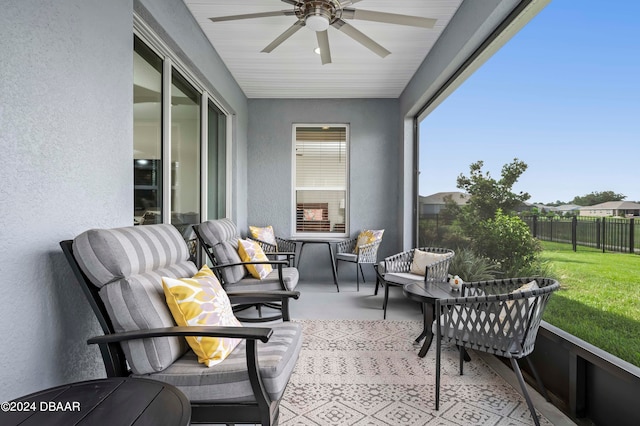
[1,377,191,426]
[403,281,460,357]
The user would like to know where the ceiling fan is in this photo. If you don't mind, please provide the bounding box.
[209,0,437,65]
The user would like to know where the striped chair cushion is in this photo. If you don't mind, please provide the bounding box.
[141,322,303,403]
[198,219,246,284]
[73,224,196,374]
[223,267,299,292]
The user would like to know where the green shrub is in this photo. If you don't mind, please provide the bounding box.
[470,209,541,276]
[448,248,499,282]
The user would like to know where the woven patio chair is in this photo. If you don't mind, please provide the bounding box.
[335,232,383,291]
[434,277,560,426]
[380,247,455,318]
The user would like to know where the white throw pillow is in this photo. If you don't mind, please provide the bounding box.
[410,250,450,276]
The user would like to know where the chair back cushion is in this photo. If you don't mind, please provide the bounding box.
[73,224,197,374]
[197,219,246,284]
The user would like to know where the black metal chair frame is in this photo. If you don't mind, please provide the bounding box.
[60,239,300,426]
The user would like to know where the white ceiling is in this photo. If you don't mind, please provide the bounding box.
[183,0,463,99]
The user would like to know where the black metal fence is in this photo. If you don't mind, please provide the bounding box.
[419,213,640,254]
[521,215,639,253]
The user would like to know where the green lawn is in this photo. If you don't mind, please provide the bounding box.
[540,241,640,367]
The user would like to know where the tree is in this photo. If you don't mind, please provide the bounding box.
[446,158,540,276]
[471,209,540,276]
[571,191,626,206]
[456,158,531,220]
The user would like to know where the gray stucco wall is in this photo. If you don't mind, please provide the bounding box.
[0,0,247,402]
[247,99,400,282]
[0,0,133,402]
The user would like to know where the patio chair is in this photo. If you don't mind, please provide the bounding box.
[434,277,560,426]
[379,247,455,319]
[193,218,299,321]
[60,223,302,426]
[335,230,384,291]
[248,225,297,267]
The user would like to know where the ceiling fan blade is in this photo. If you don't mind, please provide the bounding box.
[340,0,364,5]
[342,8,437,28]
[281,0,301,5]
[261,21,304,53]
[316,30,332,65]
[209,10,294,23]
[332,20,390,58]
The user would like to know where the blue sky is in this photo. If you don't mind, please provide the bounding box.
[419,0,640,204]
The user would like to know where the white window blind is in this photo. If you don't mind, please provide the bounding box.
[294,125,348,234]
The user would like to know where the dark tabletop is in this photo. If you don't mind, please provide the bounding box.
[1,377,191,426]
[403,281,457,303]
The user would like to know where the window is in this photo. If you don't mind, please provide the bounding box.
[293,125,348,235]
[133,28,229,237]
[170,70,200,235]
[206,101,227,220]
[133,36,163,224]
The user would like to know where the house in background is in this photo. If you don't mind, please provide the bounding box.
[579,201,640,217]
[556,204,582,215]
[419,191,469,216]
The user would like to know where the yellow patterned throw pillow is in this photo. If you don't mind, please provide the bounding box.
[162,265,242,367]
[354,229,384,253]
[237,238,273,279]
[249,225,277,248]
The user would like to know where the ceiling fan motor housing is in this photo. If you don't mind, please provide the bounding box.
[296,0,343,30]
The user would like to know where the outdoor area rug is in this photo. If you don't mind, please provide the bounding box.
[279,319,551,425]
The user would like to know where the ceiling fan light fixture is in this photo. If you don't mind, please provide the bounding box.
[305,14,330,32]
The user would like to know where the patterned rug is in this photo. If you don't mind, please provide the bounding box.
[279,319,551,425]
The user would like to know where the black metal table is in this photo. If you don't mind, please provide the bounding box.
[1,377,191,426]
[288,237,349,292]
[402,280,457,358]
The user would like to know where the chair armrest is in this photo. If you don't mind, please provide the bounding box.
[275,237,297,254]
[357,240,381,263]
[383,250,413,273]
[87,325,273,345]
[247,236,277,253]
[227,290,300,304]
[336,238,357,254]
[264,251,296,259]
[210,260,289,269]
[424,255,454,283]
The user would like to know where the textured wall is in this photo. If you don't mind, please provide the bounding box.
[0,0,248,402]
[247,99,400,281]
[0,0,134,401]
